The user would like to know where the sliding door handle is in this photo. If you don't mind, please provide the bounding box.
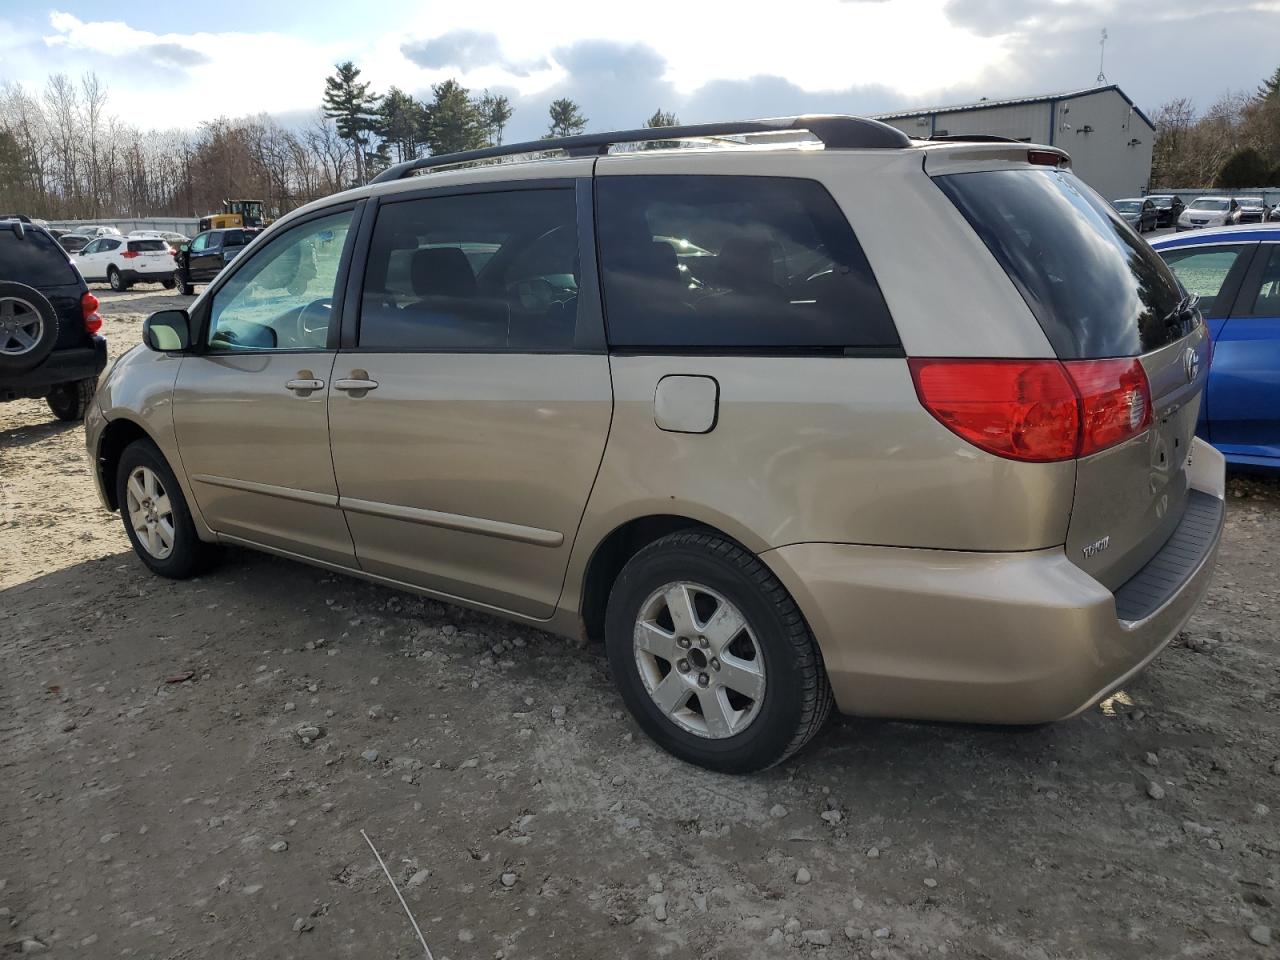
[333,370,378,397]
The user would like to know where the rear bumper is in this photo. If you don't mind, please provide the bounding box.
[119,268,174,283]
[0,338,107,400]
[764,439,1227,724]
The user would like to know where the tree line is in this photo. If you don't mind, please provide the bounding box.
[0,60,677,221]
[1152,67,1280,188]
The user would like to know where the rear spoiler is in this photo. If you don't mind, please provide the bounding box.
[923,142,1070,176]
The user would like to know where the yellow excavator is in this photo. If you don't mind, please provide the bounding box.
[197,199,268,233]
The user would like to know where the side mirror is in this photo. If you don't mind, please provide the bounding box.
[143,309,193,352]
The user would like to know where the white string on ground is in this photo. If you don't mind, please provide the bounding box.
[361,828,435,960]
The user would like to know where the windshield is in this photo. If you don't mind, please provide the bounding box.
[1150,197,1174,208]
[1113,201,1141,212]
[1239,197,1263,207]
[1190,199,1229,211]
[936,167,1190,359]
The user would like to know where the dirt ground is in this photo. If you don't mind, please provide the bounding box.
[2,284,1278,959]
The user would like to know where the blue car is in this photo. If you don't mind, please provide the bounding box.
[1152,226,1280,469]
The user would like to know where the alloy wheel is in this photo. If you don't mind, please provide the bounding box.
[0,297,43,356]
[125,465,176,560]
[633,581,766,739]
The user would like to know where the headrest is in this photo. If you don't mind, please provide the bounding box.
[411,247,476,298]
[716,238,776,290]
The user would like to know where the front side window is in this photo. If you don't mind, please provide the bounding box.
[596,175,897,350]
[191,234,209,253]
[1159,244,1251,319]
[359,188,580,352]
[1242,245,1280,317]
[81,239,102,255]
[207,209,353,352]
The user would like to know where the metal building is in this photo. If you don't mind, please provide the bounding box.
[873,84,1155,200]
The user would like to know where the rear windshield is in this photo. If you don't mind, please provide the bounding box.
[0,228,78,286]
[935,168,1188,358]
[127,239,167,252]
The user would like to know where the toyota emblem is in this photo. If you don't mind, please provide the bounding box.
[1183,346,1200,383]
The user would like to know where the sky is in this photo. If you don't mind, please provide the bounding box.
[1,0,1279,141]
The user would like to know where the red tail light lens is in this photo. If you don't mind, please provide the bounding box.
[1062,358,1151,457]
[908,359,1079,462]
[80,291,102,335]
[1028,149,1064,167]
[121,250,140,259]
[909,357,1152,462]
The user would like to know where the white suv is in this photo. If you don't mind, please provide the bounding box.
[75,236,176,291]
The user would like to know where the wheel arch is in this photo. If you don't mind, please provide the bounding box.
[96,416,160,511]
[579,513,741,644]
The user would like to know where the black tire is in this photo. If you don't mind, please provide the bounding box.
[115,439,215,579]
[176,270,194,296]
[0,281,59,375]
[162,278,176,290]
[108,267,128,292]
[604,530,833,774]
[46,378,96,421]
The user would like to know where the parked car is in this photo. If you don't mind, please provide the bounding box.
[172,228,261,295]
[57,233,89,254]
[1177,197,1241,231]
[1111,197,1159,233]
[67,225,123,239]
[1236,196,1268,224]
[0,218,106,420]
[130,230,190,245]
[1153,225,1280,470]
[1147,194,1186,228]
[87,118,1224,773]
[74,236,176,291]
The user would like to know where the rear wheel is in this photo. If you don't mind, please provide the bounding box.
[108,267,128,292]
[605,530,832,773]
[115,439,214,579]
[46,378,96,421]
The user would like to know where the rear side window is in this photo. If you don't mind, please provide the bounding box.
[0,229,77,285]
[224,230,248,246]
[1241,245,1280,317]
[359,188,580,352]
[936,169,1188,358]
[128,240,167,252]
[596,175,897,351]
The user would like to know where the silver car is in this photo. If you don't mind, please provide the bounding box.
[86,117,1225,773]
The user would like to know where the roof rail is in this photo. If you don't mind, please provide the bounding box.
[370,115,913,184]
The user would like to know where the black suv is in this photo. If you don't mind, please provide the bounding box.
[173,228,261,295]
[0,218,107,421]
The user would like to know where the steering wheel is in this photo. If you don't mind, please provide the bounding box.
[296,298,332,346]
[507,277,555,312]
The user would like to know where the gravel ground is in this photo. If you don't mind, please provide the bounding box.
[1,284,1278,959]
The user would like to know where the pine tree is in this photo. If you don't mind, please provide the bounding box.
[322,61,380,184]
[378,87,426,163]
[422,79,489,155]
[646,109,678,128]
[478,92,514,145]
[1257,66,1280,101]
[547,98,587,139]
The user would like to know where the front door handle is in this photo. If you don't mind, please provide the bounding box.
[333,370,378,398]
[285,371,325,397]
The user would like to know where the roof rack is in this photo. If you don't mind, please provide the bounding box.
[370,115,913,184]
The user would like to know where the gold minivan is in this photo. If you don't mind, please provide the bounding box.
[86,117,1225,773]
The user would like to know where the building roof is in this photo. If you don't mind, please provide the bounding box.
[872,84,1154,131]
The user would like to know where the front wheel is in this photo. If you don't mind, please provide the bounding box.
[605,530,832,773]
[115,439,215,579]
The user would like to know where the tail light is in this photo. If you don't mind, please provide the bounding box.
[121,250,139,259]
[909,357,1152,462]
[1028,149,1065,167]
[80,291,102,335]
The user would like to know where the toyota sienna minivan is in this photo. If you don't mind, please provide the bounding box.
[86,116,1225,773]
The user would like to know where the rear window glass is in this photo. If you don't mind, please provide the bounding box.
[936,169,1189,358]
[128,240,167,252]
[0,228,78,286]
[596,175,898,351]
[223,230,249,246]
